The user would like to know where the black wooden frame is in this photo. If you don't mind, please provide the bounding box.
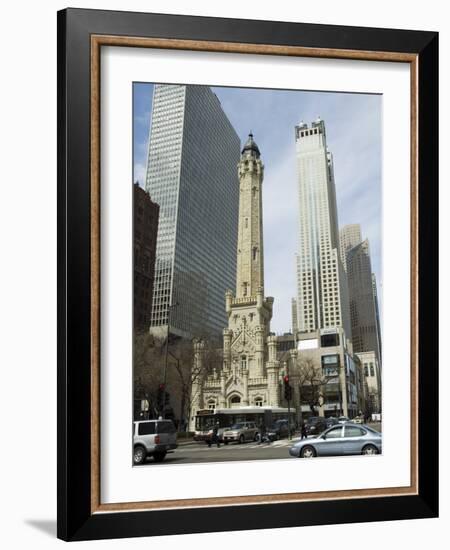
[57,8,438,541]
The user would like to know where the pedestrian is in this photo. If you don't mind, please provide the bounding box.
[301,422,307,440]
[206,424,213,447]
[212,422,221,448]
[258,425,265,444]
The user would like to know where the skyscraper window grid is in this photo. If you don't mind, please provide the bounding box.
[295,119,350,337]
[145,84,240,338]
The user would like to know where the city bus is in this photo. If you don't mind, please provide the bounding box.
[193,406,296,440]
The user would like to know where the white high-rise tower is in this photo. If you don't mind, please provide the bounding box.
[294,118,350,338]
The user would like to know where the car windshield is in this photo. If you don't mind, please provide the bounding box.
[231,423,244,429]
[308,417,322,424]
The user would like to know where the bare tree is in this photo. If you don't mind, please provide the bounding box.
[133,332,166,419]
[291,358,322,415]
[168,337,222,431]
[291,357,340,416]
[133,322,228,429]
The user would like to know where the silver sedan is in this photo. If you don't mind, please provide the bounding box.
[289,423,382,458]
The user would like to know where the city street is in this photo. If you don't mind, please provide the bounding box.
[136,423,382,465]
[138,438,294,465]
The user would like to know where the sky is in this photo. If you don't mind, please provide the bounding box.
[133,83,382,335]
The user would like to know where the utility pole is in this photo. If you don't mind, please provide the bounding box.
[283,373,293,440]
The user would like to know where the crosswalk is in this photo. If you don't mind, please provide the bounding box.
[179,439,294,452]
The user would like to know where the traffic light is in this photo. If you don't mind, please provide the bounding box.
[283,375,292,401]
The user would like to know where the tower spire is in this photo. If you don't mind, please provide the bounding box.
[235,133,264,298]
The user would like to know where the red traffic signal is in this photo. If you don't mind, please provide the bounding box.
[283,375,292,401]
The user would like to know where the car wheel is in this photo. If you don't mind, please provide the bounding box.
[239,434,245,444]
[361,445,378,455]
[300,445,316,458]
[153,451,167,462]
[133,445,146,465]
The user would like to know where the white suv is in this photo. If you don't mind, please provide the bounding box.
[133,419,177,465]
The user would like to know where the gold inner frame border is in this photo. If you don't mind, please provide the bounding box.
[90,35,419,514]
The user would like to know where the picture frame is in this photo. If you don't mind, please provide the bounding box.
[57,7,438,541]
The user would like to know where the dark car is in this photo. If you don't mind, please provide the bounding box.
[266,419,290,441]
[325,416,339,428]
[305,416,327,436]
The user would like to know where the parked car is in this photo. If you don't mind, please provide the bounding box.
[304,416,327,436]
[223,422,259,444]
[338,416,350,424]
[193,426,230,444]
[133,419,177,465]
[265,419,290,441]
[353,415,365,424]
[289,423,382,458]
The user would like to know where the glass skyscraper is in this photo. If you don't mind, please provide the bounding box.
[145,84,240,338]
[340,224,382,364]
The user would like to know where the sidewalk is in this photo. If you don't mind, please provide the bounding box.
[176,437,199,447]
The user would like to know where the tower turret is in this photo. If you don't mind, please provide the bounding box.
[235,133,265,299]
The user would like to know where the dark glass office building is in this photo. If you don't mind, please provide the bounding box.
[145,84,240,338]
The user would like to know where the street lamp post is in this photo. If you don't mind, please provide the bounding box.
[161,301,178,418]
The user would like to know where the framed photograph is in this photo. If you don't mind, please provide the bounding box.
[57,8,438,541]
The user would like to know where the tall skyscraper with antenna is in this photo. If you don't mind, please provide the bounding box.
[294,118,350,340]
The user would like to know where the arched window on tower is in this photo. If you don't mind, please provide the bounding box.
[207,399,216,411]
[230,395,241,408]
[241,355,247,370]
[253,247,258,261]
[255,397,263,407]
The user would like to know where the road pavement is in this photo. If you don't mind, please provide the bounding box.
[138,438,294,465]
[136,422,382,465]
